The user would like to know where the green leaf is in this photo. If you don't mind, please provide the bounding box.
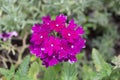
[14,75,31,80]
[43,66,58,80]
[82,64,96,80]
[61,63,78,80]
[92,48,104,71]
[16,55,30,76]
[0,65,15,80]
[109,68,120,80]
[28,62,39,80]
[14,55,32,80]
[0,68,9,76]
[76,52,84,60]
[92,48,112,79]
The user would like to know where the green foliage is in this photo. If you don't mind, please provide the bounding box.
[0,55,31,80]
[0,65,14,80]
[104,0,120,15]
[28,62,39,80]
[43,62,78,80]
[0,1,119,60]
[80,49,120,80]
[82,64,96,80]
[108,68,120,80]
[16,55,30,76]
[0,0,40,31]
[80,49,111,80]
[92,48,112,80]
[0,0,118,33]
[1,49,120,80]
[43,67,58,80]
[0,0,120,80]
[93,26,119,60]
[61,63,78,80]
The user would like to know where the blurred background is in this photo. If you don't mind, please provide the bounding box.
[0,0,120,80]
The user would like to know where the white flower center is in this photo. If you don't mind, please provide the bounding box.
[51,44,54,47]
[47,23,50,25]
[61,47,63,50]
[82,45,85,48]
[68,33,71,36]
[68,60,75,64]
[71,45,74,48]
[56,24,59,27]
[40,35,43,38]
[41,48,45,51]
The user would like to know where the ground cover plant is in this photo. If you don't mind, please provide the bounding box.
[0,0,120,80]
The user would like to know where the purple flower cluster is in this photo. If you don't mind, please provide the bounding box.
[0,31,18,41]
[29,14,86,67]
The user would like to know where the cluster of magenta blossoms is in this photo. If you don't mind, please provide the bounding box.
[29,14,86,67]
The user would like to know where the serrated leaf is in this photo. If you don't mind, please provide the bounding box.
[0,65,15,80]
[14,75,31,80]
[0,68,9,76]
[30,55,37,62]
[92,48,112,78]
[61,63,78,80]
[10,64,15,75]
[92,48,104,71]
[82,64,96,80]
[43,67,57,80]
[28,62,39,80]
[16,55,30,76]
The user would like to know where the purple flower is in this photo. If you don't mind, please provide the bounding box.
[42,15,51,24]
[29,14,86,67]
[0,31,18,41]
[31,24,50,45]
[62,20,84,43]
[43,36,61,56]
[58,39,69,59]
[49,58,58,66]
[50,14,67,32]
[62,28,78,43]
